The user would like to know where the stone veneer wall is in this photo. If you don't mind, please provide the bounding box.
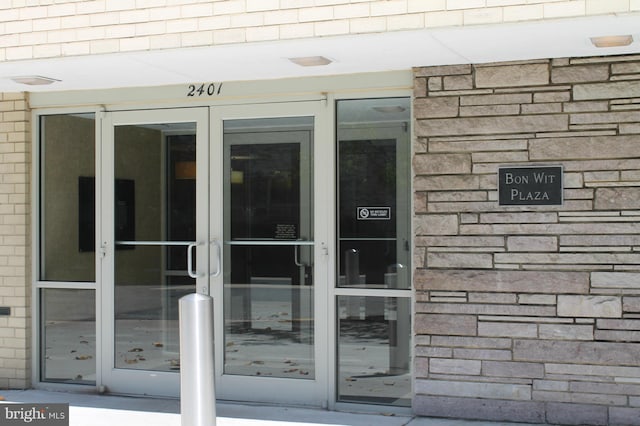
[0,92,31,389]
[413,55,640,425]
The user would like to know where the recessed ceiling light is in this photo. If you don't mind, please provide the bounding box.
[590,35,633,48]
[10,75,60,86]
[288,56,332,67]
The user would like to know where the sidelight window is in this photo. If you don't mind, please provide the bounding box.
[335,98,411,407]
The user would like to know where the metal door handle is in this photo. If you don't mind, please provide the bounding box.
[210,239,221,277]
[294,244,307,267]
[187,242,202,279]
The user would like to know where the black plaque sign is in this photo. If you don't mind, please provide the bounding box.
[499,166,563,206]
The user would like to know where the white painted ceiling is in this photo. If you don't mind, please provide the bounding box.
[1,13,639,92]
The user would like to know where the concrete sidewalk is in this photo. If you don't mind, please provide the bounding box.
[0,389,543,426]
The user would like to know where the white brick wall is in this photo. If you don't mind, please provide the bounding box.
[0,92,30,389]
[0,0,635,61]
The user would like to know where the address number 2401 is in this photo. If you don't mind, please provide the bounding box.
[187,83,223,97]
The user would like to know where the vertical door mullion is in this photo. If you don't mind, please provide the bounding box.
[94,108,105,391]
[196,109,210,295]
[314,96,336,408]
[209,107,225,382]
[99,111,115,390]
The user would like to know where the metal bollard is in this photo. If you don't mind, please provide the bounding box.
[179,293,216,426]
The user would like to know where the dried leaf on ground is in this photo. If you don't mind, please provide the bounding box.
[75,355,93,360]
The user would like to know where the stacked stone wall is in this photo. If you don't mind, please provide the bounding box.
[0,92,31,389]
[413,55,640,425]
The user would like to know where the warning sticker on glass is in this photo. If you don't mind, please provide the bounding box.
[357,207,391,220]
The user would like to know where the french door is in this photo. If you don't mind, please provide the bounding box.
[211,103,328,405]
[100,108,210,396]
[100,103,328,404]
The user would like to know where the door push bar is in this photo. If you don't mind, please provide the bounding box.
[225,239,314,267]
[116,240,221,279]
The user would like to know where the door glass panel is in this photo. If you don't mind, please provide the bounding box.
[113,123,196,371]
[223,117,314,379]
[40,114,96,282]
[337,296,411,406]
[165,134,198,303]
[336,98,410,289]
[40,289,96,384]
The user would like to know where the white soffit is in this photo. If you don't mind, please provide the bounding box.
[433,13,640,63]
[1,13,639,92]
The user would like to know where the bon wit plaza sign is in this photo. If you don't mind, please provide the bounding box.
[1,403,69,426]
[498,166,563,206]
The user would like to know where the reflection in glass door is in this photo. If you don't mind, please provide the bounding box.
[213,107,326,405]
[102,109,208,396]
[113,129,193,370]
[224,118,314,377]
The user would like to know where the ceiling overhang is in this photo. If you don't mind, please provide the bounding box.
[1,13,639,93]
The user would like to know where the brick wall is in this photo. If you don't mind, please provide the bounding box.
[413,55,640,425]
[0,0,637,61]
[0,93,31,389]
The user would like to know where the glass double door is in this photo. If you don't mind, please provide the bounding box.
[100,104,325,404]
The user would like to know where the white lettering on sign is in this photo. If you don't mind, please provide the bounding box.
[275,224,296,239]
[505,172,556,185]
[357,207,391,220]
[510,189,550,201]
[533,171,556,184]
[505,173,528,185]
